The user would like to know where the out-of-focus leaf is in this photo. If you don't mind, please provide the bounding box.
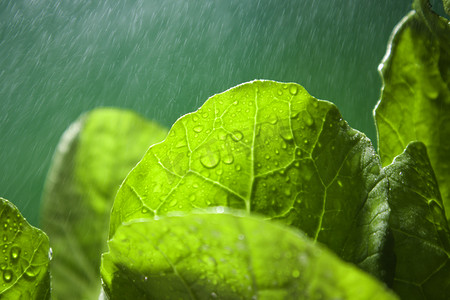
[101,211,398,300]
[0,197,50,299]
[385,142,450,299]
[110,80,391,280]
[41,108,168,300]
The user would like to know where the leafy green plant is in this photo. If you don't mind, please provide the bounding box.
[0,0,449,299]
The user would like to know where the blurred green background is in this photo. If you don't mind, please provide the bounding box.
[1,0,438,226]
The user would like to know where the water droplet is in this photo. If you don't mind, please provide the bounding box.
[24,265,41,279]
[2,269,13,282]
[216,206,225,214]
[193,125,204,133]
[200,152,220,169]
[304,111,314,127]
[280,130,294,141]
[337,180,343,188]
[235,164,241,171]
[193,183,199,188]
[175,140,187,148]
[141,207,149,214]
[169,199,178,207]
[189,195,196,201]
[231,131,243,142]
[281,141,287,149]
[269,115,278,125]
[193,115,199,122]
[222,153,234,165]
[0,263,6,270]
[303,139,309,144]
[48,248,53,260]
[265,154,271,160]
[295,148,302,157]
[277,90,282,96]
[10,246,20,261]
[2,235,6,242]
[292,269,300,278]
[233,101,238,105]
[202,113,209,118]
[289,85,298,95]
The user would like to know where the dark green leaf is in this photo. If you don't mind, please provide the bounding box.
[110,80,391,280]
[101,211,398,300]
[374,6,450,216]
[41,108,168,300]
[0,197,50,299]
[385,142,450,299]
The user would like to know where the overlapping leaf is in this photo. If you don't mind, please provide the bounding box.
[41,108,168,300]
[0,197,50,299]
[110,80,391,279]
[374,1,450,215]
[102,211,398,300]
[385,142,450,299]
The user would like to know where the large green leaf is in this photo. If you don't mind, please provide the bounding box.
[41,108,168,300]
[385,142,450,299]
[110,80,391,280]
[101,211,398,300]
[374,3,450,215]
[0,197,50,299]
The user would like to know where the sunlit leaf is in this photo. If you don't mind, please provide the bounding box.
[110,80,391,280]
[0,197,50,299]
[102,211,398,300]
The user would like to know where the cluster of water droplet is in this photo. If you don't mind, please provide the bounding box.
[0,203,43,291]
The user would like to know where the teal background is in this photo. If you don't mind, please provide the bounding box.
[0,0,430,225]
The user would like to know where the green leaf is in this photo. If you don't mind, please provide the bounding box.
[374,6,450,216]
[101,211,398,300]
[0,197,50,299]
[384,142,450,299]
[41,108,168,300]
[110,80,391,280]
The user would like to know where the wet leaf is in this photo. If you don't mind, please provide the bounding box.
[374,3,450,216]
[41,108,168,300]
[385,142,450,299]
[0,197,50,299]
[110,80,391,280]
[101,211,398,300]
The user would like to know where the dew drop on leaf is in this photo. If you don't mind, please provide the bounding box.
[24,265,41,279]
[193,125,204,133]
[289,85,298,95]
[2,269,13,282]
[280,130,294,141]
[231,131,243,142]
[10,245,20,261]
[200,152,220,169]
[222,154,234,165]
[303,111,314,127]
